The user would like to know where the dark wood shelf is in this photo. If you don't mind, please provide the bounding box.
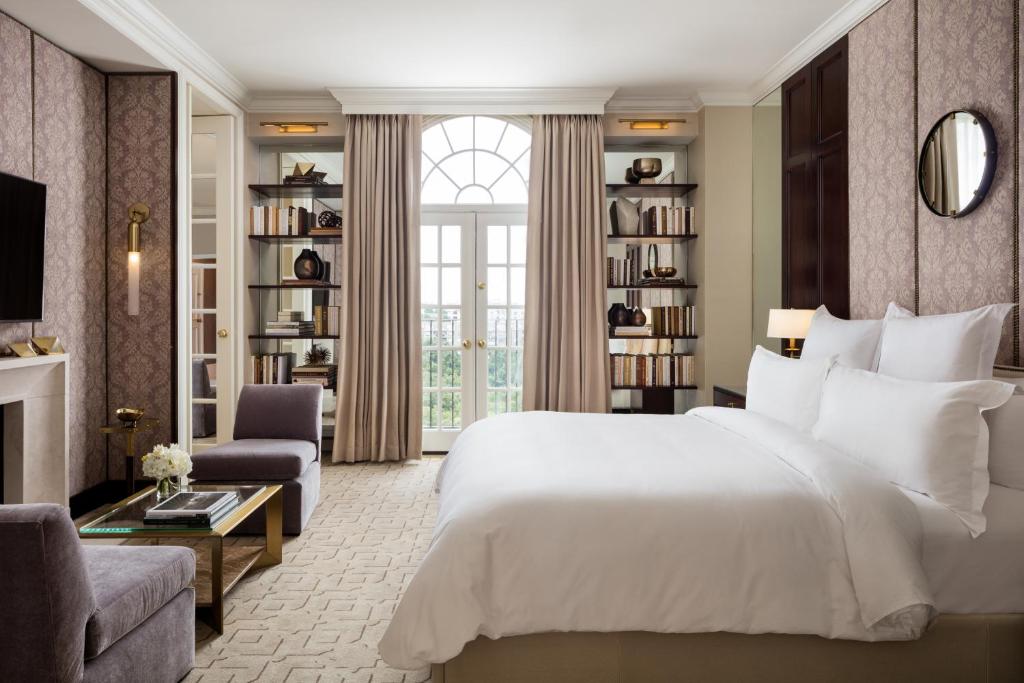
[607,283,697,290]
[248,283,339,290]
[611,384,698,390]
[608,333,697,340]
[248,234,341,243]
[607,234,697,244]
[249,335,339,340]
[248,184,342,199]
[606,183,697,199]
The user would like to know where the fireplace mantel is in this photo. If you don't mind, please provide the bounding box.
[0,354,69,504]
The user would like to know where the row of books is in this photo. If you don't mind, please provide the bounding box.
[312,304,341,337]
[643,206,696,236]
[250,352,294,385]
[624,288,683,308]
[610,353,695,388]
[606,245,647,286]
[649,306,696,336]
[248,206,343,237]
[292,364,337,390]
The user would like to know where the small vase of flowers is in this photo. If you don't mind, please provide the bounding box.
[141,443,193,500]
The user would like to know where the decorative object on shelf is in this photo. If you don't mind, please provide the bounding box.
[7,342,37,358]
[766,308,815,358]
[317,210,342,228]
[283,161,327,185]
[918,109,997,218]
[30,336,64,354]
[609,196,640,236]
[141,443,192,501]
[624,167,640,184]
[608,303,631,328]
[115,407,145,428]
[304,343,332,366]
[631,158,662,184]
[125,202,150,316]
[293,248,326,280]
[630,307,647,326]
[652,266,677,279]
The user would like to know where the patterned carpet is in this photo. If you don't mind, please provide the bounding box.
[186,458,440,683]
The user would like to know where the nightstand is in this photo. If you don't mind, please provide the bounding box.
[713,385,746,409]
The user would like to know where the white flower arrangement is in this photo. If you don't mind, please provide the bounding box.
[141,443,192,481]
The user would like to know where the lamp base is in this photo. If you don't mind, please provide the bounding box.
[784,338,800,359]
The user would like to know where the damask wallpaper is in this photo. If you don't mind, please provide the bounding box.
[849,0,1022,366]
[106,74,176,480]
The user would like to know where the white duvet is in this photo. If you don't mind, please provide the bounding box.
[379,407,936,669]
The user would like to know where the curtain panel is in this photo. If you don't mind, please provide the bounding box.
[522,114,611,413]
[334,114,423,462]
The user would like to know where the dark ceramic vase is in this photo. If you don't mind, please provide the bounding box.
[294,248,324,280]
[608,303,630,327]
[630,307,647,326]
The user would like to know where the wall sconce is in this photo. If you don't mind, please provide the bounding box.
[127,203,150,317]
[259,121,328,134]
[618,118,687,131]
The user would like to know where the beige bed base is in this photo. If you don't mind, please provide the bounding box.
[430,615,1024,683]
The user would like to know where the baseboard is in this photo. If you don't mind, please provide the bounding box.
[70,480,127,518]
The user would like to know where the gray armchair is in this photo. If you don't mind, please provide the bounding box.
[0,504,195,683]
[190,384,323,535]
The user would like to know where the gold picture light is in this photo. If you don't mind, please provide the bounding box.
[618,118,687,131]
[260,121,328,134]
[127,203,150,317]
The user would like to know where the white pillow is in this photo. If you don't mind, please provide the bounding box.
[746,346,834,433]
[985,376,1024,490]
[812,365,1015,536]
[800,305,884,370]
[877,302,1014,381]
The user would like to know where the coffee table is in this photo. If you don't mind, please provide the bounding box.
[78,484,283,633]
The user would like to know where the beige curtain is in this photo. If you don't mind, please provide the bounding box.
[522,115,611,413]
[333,114,422,462]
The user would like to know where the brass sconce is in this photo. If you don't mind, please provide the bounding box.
[127,203,150,316]
[618,118,687,130]
[260,121,328,134]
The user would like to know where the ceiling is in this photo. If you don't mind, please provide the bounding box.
[144,0,855,106]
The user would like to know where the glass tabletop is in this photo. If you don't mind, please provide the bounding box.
[79,484,267,534]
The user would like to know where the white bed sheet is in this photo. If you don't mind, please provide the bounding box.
[907,484,1024,613]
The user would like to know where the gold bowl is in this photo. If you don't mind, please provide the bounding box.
[652,266,677,278]
[116,407,145,425]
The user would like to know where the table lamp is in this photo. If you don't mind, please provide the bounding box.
[767,308,815,358]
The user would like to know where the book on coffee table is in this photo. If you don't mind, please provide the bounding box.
[144,491,238,526]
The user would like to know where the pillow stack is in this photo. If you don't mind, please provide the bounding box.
[743,302,1017,536]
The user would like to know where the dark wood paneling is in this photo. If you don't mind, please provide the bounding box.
[782,35,850,317]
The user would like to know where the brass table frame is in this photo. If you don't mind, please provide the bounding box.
[77,484,283,634]
[99,418,160,496]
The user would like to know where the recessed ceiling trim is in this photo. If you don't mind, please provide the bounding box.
[748,0,889,102]
[329,87,616,115]
[78,0,248,109]
[605,96,699,113]
[247,92,342,113]
[696,91,755,107]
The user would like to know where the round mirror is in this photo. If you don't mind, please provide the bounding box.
[918,110,996,218]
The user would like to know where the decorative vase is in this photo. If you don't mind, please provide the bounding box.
[155,477,177,501]
[608,303,630,327]
[293,248,325,280]
[630,308,647,326]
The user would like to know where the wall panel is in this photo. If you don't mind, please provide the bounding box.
[848,0,916,318]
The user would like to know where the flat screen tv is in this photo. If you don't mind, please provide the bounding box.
[0,172,46,322]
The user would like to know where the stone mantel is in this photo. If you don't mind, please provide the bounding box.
[0,354,70,504]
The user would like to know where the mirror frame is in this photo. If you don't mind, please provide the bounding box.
[918,109,997,219]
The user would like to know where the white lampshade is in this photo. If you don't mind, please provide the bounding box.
[766,308,815,339]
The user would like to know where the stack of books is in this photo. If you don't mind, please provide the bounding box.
[643,206,696,235]
[265,310,313,337]
[143,491,239,528]
[649,306,696,336]
[292,364,337,390]
[610,353,695,388]
[250,352,294,384]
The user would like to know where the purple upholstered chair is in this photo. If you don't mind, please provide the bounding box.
[190,384,323,535]
[0,504,195,683]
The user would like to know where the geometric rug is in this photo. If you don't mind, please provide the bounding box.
[185,458,440,682]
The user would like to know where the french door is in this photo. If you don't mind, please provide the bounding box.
[421,211,527,451]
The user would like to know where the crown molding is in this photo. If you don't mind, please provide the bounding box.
[78,0,248,109]
[329,87,616,115]
[695,90,755,107]
[748,0,888,103]
[247,92,342,113]
[604,96,699,113]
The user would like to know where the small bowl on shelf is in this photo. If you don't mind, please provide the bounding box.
[115,407,145,427]
[651,266,677,278]
[632,158,663,180]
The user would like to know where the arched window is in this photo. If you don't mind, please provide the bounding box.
[421,116,530,204]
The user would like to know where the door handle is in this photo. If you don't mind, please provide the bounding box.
[462,339,471,349]
[477,281,486,290]
[477,339,486,349]
[217,329,228,338]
